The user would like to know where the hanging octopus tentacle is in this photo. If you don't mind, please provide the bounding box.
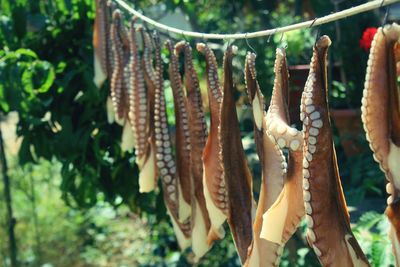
[220,45,254,264]
[127,19,157,192]
[165,40,192,205]
[120,17,135,152]
[110,10,130,125]
[361,23,400,264]
[165,39,192,223]
[140,29,158,142]
[152,33,191,250]
[93,0,111,88]
[301,35,370,266]
[260,48,304,248]
[141,29,157,88]
[106,1,116,76]
[95,1,117,123]
[266,49,303,152]
[244,52,286,267]
[196,43,227,245]
[134,26,158,192]
[175,41,212,260]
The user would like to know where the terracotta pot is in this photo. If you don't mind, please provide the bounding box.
[330,108,365,157]
[288,65,363,158]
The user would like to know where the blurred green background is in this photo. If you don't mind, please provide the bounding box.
[0,0,397,266]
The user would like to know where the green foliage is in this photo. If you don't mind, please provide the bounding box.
[0,0,164,216]
[0,159,84,266]
[335,131,385,204]
[0,49,55,114]
[0,157,242,266]
[353,212,395,267]
[330,80,358,109]
[276,28,315,64]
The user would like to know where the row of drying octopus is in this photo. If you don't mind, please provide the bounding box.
[93,2,399,267]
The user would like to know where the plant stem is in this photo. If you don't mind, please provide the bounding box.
[0,121,18,267]
[29,166,42,264]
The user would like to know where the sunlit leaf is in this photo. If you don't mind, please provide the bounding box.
[21,60,55,94]
[15,48,38,59]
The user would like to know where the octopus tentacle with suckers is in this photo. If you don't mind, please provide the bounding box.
[244,51,285,267]
[301,35,369,266]
[152,33,191,250]
[245,48,304,267]
[196,43,227,245]
[261,48,304,248]
[110,10,130,125]
[175,41,212,261]
[361,23,400,265]
[128,20,157,192]
[109,10,136,152]
[93,0,113,88]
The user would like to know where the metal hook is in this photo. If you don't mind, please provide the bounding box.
[309,17,318,28]
[314,27,321,45]
[181,30,189,43]
[245,33,256,55]
[381,4,390,37]
[279,32,285,43]
[278,32,287,49]
[308,17,321,46]
[226,36,236,49]
[142,23,155,47]
[142,20,150,33]
[267,29,277,43]
[382,6,390,26]
[226,38,231,49]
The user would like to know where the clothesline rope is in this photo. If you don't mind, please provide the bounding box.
[114,0,399,40]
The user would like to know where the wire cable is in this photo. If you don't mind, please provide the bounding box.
[113,0,399,40]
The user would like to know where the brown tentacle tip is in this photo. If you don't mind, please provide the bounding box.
[383,23,400,40]
[231,45,238,55]
[196,43,206,53]
[245,52,259,102]
[246,52,257,79]
[165,39,174,53]
[174,40,187,55]
[112,9,121,20]
[276,47,285,58]
[315,35,332,49]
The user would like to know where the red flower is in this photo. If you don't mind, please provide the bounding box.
[360,27,377,52]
